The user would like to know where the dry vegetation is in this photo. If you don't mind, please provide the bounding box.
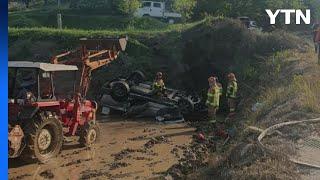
[189,46,320,179]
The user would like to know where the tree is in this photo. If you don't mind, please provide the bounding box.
[114,0,141,15]
[304,0,320,21]
[23,0,31,8]
[70,0,109,9]
[172,0,197,20]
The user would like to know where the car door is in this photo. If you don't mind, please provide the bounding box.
[151,2,163,17]
[140,1,152,16]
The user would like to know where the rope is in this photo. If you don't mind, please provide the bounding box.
[257,117,320,169]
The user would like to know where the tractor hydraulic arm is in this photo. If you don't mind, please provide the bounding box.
[51,37,127,97]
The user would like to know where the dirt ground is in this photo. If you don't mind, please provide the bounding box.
[9,116,196,180]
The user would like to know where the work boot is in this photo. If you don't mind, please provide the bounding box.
[227,112,236,118]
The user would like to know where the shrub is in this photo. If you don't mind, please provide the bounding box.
[9,15,40,27]
[179,17,301,91]
[69,0,110,9]
[8,2,26,12]
[291,75,320,113]
[113,0,141,16]
[172,0,197,20]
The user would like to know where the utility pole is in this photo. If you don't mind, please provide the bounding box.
[57,0,62,29]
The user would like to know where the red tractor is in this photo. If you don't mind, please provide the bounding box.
[8,38,127,162]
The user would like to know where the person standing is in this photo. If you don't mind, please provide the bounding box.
[226,73,238,117]
[206,76,222,123]
[152,72,166,96]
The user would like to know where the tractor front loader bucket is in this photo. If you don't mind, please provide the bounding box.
[79,37,128,52]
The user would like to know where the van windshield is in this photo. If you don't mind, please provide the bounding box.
[142,2,151,7]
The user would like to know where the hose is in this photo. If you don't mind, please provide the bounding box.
[257,117,320,169]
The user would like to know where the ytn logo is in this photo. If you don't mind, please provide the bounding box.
[266,9,311,25]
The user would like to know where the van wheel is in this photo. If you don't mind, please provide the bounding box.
[168,18,175,24]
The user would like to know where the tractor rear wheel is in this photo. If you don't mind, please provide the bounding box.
[25,111,63,163]
[79,122,100,148]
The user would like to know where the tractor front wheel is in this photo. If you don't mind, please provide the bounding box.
[79,122,100,148]
[26,112,63,163]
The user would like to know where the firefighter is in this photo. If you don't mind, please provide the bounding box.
[206,76,222,123]
[152,72,166,96]
[226,73,238,117]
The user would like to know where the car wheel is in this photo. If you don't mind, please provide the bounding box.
[110,81,130,102]
[127,71,146,85]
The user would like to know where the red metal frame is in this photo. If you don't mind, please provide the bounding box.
[50,38,126,135]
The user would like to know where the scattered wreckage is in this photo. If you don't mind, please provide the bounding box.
[100,71,206,122]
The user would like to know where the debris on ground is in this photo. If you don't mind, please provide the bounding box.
[10,174,31,180]
[166,137,214,178]
[144,136,171,149]
[112,148,136,161]
[62,158,91,167]
[128,135,147,141]
[171,147,180,158]
[80,169,111,179]
[109,162,130,170]
[39,170,54,179]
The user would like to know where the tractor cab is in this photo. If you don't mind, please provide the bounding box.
[9,61,78,104]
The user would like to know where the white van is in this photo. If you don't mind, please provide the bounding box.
[135,1,182,24]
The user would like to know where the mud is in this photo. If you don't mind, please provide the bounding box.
[8,116,195,179]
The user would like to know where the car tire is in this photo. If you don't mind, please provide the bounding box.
[127,71,146,85]
[110,81,130,102]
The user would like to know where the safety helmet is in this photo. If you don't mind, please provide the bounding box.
[156,72,163,78]
[227,73,236,81]
[208,76,216,83]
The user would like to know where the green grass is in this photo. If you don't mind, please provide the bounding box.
[8,20,202,41]
[9,13,172,30]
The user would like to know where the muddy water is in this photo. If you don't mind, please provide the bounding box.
[9,116,195,180]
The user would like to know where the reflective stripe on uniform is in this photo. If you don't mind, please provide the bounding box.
[206,85,221,107]
[227,81,237,98]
